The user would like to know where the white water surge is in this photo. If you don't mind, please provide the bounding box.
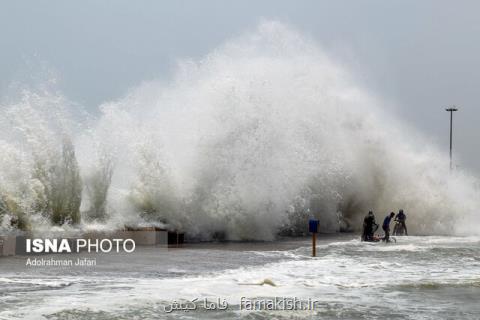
[0,21,479,239]
[1,236,480,319]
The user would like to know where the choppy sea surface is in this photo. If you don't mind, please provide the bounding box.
[1,235,480,319]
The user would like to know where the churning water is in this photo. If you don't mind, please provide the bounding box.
[1,236,480,319]
[0,21,479,239]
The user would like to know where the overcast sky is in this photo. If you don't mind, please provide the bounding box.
[1,0,479,175]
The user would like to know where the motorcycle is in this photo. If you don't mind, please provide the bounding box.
[362,224,396,243]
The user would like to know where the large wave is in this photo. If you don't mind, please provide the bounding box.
[0,21,478,239]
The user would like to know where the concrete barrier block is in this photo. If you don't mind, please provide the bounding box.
[131,230,157,245]
[0,236,16,256]
[129,230,169,245]
[156,231,168,246]
[15,236,28,255]
[167,232,184,246]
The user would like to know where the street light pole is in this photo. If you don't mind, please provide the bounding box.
[446,107,458,171]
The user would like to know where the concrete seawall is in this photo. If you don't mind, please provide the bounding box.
[0,228,184,257]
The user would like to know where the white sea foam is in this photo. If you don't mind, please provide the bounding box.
[1,237,480,319]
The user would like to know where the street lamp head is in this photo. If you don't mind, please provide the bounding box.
[446,107,458,112]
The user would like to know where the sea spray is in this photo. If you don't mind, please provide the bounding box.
[0,88,83,229]
[0,21,478,239]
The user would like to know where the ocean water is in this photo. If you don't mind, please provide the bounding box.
[1,235,479,319]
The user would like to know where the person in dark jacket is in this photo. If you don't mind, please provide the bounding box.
[394,209,408,236]
[362,211,378,241]
[382,212,396,242]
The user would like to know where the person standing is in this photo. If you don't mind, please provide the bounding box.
[394,209,408,236]
[382,212,395,242]
[362,211,377,241]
